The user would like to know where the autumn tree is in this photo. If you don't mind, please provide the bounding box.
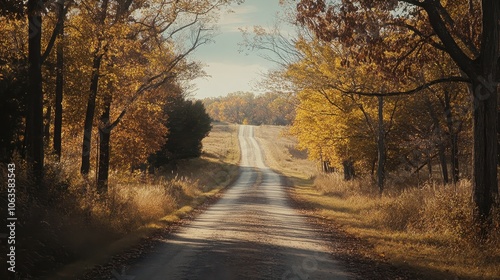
[26,0,45,183]
[296,0,497,231]
[0,0,68,181]
[70,0,236,193]
[53,0,68,160]
[0,17,28,162]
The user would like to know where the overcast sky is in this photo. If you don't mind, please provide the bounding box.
[189,0,285,99]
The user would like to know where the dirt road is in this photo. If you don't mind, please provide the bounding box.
[128,125,351,279]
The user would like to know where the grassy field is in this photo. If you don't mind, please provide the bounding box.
[254,125,316,182]
[36,123,241,279]
[255,125,500,280]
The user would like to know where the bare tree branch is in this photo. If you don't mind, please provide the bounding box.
[329,76,470,97]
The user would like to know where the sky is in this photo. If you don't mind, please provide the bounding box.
[189,0,285,99]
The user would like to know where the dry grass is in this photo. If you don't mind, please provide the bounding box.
[302,174,500,279]
[255,125,500,280]
[254,125,315,182]
[0,123,240,279]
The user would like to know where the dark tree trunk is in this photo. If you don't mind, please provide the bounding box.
[342,158,355,180]
[426,95,449,184]
[377,96,385,194]
[444,90,459,184]
[472,81,498,229]
[53,2,64,160]
[27,0,44,183]
[470,0,500,233]
[80,0,108,175]
[498,110,500,167]
[450,133,459,183]
[436,144,447,183]
[80,54,103,175]
[44,105,51,143]
[427,152,432,180]
[97,95,111,194]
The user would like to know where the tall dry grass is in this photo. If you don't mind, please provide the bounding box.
[313,172,500,279]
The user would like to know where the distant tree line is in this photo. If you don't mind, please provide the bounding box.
[203,91,295,125]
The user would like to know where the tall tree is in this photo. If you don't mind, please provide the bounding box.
[53,0,67,160]
[22,0,67,182]
[80,0,109,175]
[377,96,385,193]
[75,0,233,191]
[26,0,44,183]
[296,0,498,232]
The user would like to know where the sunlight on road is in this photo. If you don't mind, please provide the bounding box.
[128,125,350,280]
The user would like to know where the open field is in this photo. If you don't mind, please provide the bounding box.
[255,125,500,280]
[254,125,316,182]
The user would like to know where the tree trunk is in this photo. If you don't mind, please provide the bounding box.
[471,0,500,233]
[377,96,385,194]
[97,94,111,194]
[319,151,324,172]
[44,105,51,143]
[437,144,447,183]
[80,0,108,175]
[53,2,64,160]
[427,152,432,181]
[342,158,355,180]
[498,110,500,167]
[444,90,459,184]
[426,95,449,184]
[472,80,498,229]
[450,133,459,183]
[27,0,44,183]
[80,53,103,175]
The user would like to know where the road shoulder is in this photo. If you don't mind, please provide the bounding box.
[284,178,424,280]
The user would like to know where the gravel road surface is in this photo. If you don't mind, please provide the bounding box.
[128,125,351,280]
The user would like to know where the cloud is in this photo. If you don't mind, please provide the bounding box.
[218,5,259,32]
[192,62,267,98]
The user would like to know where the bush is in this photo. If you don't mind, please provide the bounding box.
[415,181,476,239]
[374,189,426,231]
[151,98,212,167]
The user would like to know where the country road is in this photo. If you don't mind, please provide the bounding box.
[128,125,351,280]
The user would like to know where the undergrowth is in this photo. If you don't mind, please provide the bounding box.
[0,124,239,279]
[313,172,500,279]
